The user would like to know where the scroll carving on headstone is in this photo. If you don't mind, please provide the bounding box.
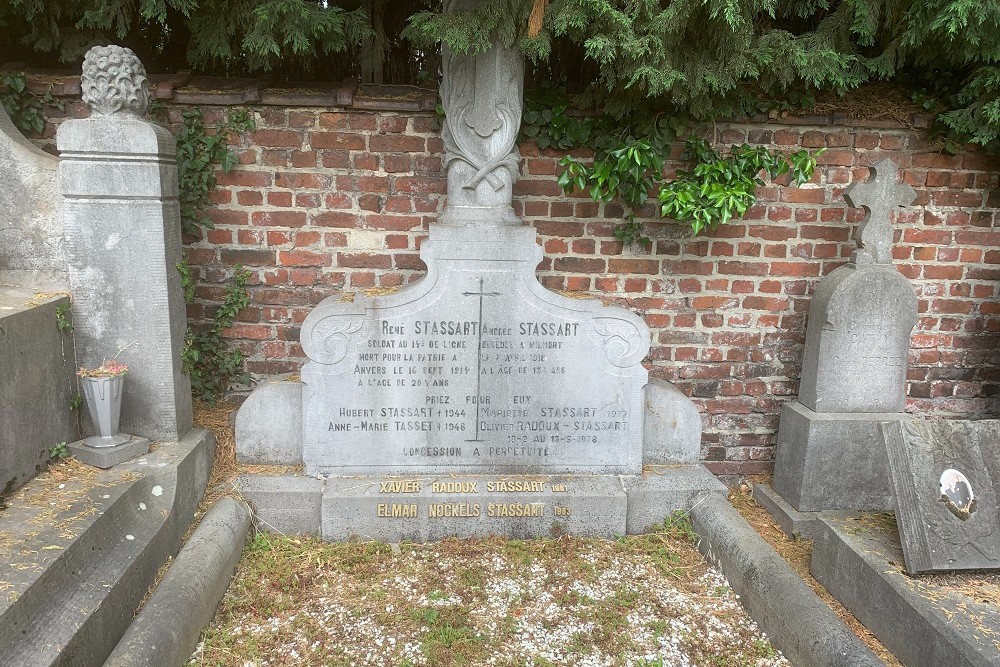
[439,0,524,225]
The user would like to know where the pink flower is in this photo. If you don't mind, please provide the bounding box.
[77,359,129,378]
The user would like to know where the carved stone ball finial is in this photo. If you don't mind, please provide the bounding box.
[81,45,150,117]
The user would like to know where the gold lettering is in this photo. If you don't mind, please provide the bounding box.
[554,506,571,516]
[550,483,568,493]
[377,503,417,518]
[431,481,479,493]
[379,480,421,494]
[428,502,481,518]
[486,502,545,518]
[485,480,544,493]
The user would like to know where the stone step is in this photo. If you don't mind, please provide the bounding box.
[0,429,214,666]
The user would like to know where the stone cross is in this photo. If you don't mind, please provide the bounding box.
[844,158,916,266]
[439,0,524,226]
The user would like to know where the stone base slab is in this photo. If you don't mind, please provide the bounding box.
[752,483,822,539]
[68,436,150,469]
[772,401,905,512]
[238,465,722,541]
[811,513,1000,667]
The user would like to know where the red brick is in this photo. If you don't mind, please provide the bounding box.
[311,132,366,150]
[314,211,361,228]
[216,170,272,187]
[278,250,329,267]
[369,135,425,152]
[337,253,392,269]
[275,172,330,189]
[252,129,302,148]
[554,257,607,273]
[607,258,660,274]
[251,211,307,228]
[395,176,446,194]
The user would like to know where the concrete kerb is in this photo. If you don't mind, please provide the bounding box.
[689,491,883,667]
[105,497,252,667]
[0,428,215,667]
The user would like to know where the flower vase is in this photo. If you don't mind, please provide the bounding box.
[81,376,130,448]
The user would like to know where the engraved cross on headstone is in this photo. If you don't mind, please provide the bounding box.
[843,158,916,266]
[463,275,500,442]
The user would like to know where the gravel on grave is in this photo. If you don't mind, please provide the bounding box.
[188,522,788,667]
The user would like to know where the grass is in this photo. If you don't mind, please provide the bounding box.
[188,515,787,667]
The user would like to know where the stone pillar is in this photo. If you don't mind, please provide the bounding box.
[58,45,192,441]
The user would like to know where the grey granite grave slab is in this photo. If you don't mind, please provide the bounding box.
[237,475,322,535]
[322,474,627,541]
[58,46,192,442]
[67,436,150,469]
[235,375,303,465]
[301,224,650,476]
[772,401,904,511]
[623,466,726,533]
[883,419,1000,574]
[812,512,1000,667]
[642,380,702,464]
[0,101,66,290]
[0,289,77,496]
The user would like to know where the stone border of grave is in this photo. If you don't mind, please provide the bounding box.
[0,429,215,667]
[813,513,1000,667]
[104,497,251,667]
[690,492,883,667]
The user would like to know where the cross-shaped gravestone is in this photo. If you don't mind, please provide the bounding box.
[843,158,916,266]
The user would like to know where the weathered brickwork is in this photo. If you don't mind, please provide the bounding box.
[33,81,1000,478]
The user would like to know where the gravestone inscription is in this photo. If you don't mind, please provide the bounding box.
[301,225,649,476]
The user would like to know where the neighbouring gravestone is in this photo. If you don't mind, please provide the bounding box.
[58,45,193,442]
[883,419,1000,574]
[236,0,722,541]
[0,104,66,290]
[769,158,918,514]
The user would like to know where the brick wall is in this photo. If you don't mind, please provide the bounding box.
[31,78,1000,478]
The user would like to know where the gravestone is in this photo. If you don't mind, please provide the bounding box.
[59,45,193,442]
[883,419,1000,574]
[236,0,722,540]
[769,159,918,514]
[0,104,65,290]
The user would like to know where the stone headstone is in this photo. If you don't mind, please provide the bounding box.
[300,224,650,476]
[772,158,918,514]
[798,159,918,413]
[235,1,723,540]
[0,104,65,290]
[58,45,192,441]
[883,419,1000,574]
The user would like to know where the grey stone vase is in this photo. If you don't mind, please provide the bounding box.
[81,376,130,448]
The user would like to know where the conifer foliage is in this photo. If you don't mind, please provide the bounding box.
[0,0,997,150]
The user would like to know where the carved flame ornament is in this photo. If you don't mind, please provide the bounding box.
[81,45,150,117]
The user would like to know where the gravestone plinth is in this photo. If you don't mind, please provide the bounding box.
[301,224,648,476]
[883,419,1000,574]
[769,159,917,516]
